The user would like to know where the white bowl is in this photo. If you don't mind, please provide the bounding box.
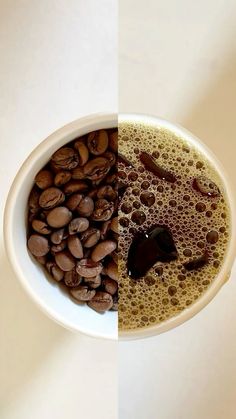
[119,114,236,340]
[4,113,118,340]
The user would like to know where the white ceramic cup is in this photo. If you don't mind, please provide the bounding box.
[119,114,236,340]
[4,113,118,340]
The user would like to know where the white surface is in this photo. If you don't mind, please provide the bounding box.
[0,1,117,418]
[119,1,236,419]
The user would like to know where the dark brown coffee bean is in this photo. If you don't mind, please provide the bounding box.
[54,171,71,186]
[87,188,98,199]
[69,217,89,234]
[51,239,67,253]
[83,157,110,181]
[110,217,118,234]
[102,151,116,167]
[28,187,40,214]
[81,228,101,248]
[76,259,103,278]
[111,295,118,311]
[140,151,176,183]
[70,285,96,302]
[103,277,118,295]
[77,196,94,217]
[92,199,114,221]
[55,251,75,271]
[140,192,155,207]
[109,131,118,152]
[39,187,65,209]
[66,193,83,211]
[111,250,118,264]
[71,167,86,180]
[46,261,64,281]
[28,234,50,257]
[91,240,117,262]
[64,269,82,287]
[100,220,112,240]
[104,260,118,282]
[97,185,117,201]
[47,207,72,228]
[106,173,117,185]
[87,291,113,312]
[51,147,79,170]
[35,170,54,189]
[64,180,88,195]
[35,255,47,265]
[206,230,219,244]
[32,220,51,235]
[50,228,66,244]
[68,235,83,259]
[74,140,89,166]
[87,129,109,155]
[84,275,102,289]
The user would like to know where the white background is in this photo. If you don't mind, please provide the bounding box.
[119,1,236,419]
[0,1,117,419]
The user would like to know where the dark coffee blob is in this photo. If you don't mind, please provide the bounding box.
[193,176,220,198]
[140,192,155,207]
[139,152,176,183]
[131,210,146,225]
[184,252,208,271]
[127,225,178,279]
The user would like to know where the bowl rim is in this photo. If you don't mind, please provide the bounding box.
[118,113,236,340]
[4,112,118,341]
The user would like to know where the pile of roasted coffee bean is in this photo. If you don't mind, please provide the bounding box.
[27,128,118,313]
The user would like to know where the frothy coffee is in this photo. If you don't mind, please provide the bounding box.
[118,119,230,331]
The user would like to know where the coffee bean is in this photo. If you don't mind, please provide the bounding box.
[46,261,64,281]
[104,260,118,282]
[97,185,117,201]
[74,140,89,166]
[84,275,102,289]
[51,147,79,170]
[66,193,83,211]
[87,291,113,312]
[51,239,67,253]
[51,228,66,244]
[64,180,88,195]
[102,151,116,167]
[109,130,118,152]
[64,269,82,287]
[28,187,40,214]
[91,240,117,262]
[81,228,101,248]
[71,167,86,180]
[110,217,118,234]
[35,170,54,189]
[47,206,72,228]
[55,251,75,271]
[54,171,71,186]
[83,157,110,181]
[68,217,89,234]
[76,258,103,278]
[111,295,118,311]
[32,219,51,235]
[87,129,109,155]
[68,235,83,258]
[77,196,94,217]
[39,187,65,209]
[100,220,112,240]
[92,199,114,221]
[70,285,96,302]
[103,277,118,295]
[28,234,50,257]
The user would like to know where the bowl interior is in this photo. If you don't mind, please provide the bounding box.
[4,114,118,340]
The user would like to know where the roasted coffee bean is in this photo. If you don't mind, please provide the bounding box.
[68,235,83,258]
[74,140,89,166]
[51,228,66,244]
[71,167,86,180]
[51,239,67,253]
[55,251,75,271]
[91,240,117,262]
[87,129,109,155]
[81,228,101,248]
[35,170,54,189]
[87,188,98,199]
[36,255,47,265]
[32,219,51,235]
[92,199,114,221]
[84,275,102,289]
[87,291,113,312]
[69,217,89,234]
[46,261,64,281]
[76,259,103,277]
[110,217,118,234]
[109,130,118,152]
[104,260,118,282]
[64,269,82,287]
[103,277,118,295]
[51,147,79,170]
[111,250,118,264]
[100,220,112,240]
[83,157,110,181]
[28,187,40,214]
[97,185,117,201]
[111,295,118,311]
[77,196,94,217]
[39,187,65,209]
[47,206,72,228]
[54,171,71,186]
[66,193,83,211]
[64,180,88,195]
[70,285,96,302]
[102,151,116,167]
[28,234,50,257]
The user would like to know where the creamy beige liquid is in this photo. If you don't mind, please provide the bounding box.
[118,119,230,331]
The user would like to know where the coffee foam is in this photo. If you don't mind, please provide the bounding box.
[118,120,230,331]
